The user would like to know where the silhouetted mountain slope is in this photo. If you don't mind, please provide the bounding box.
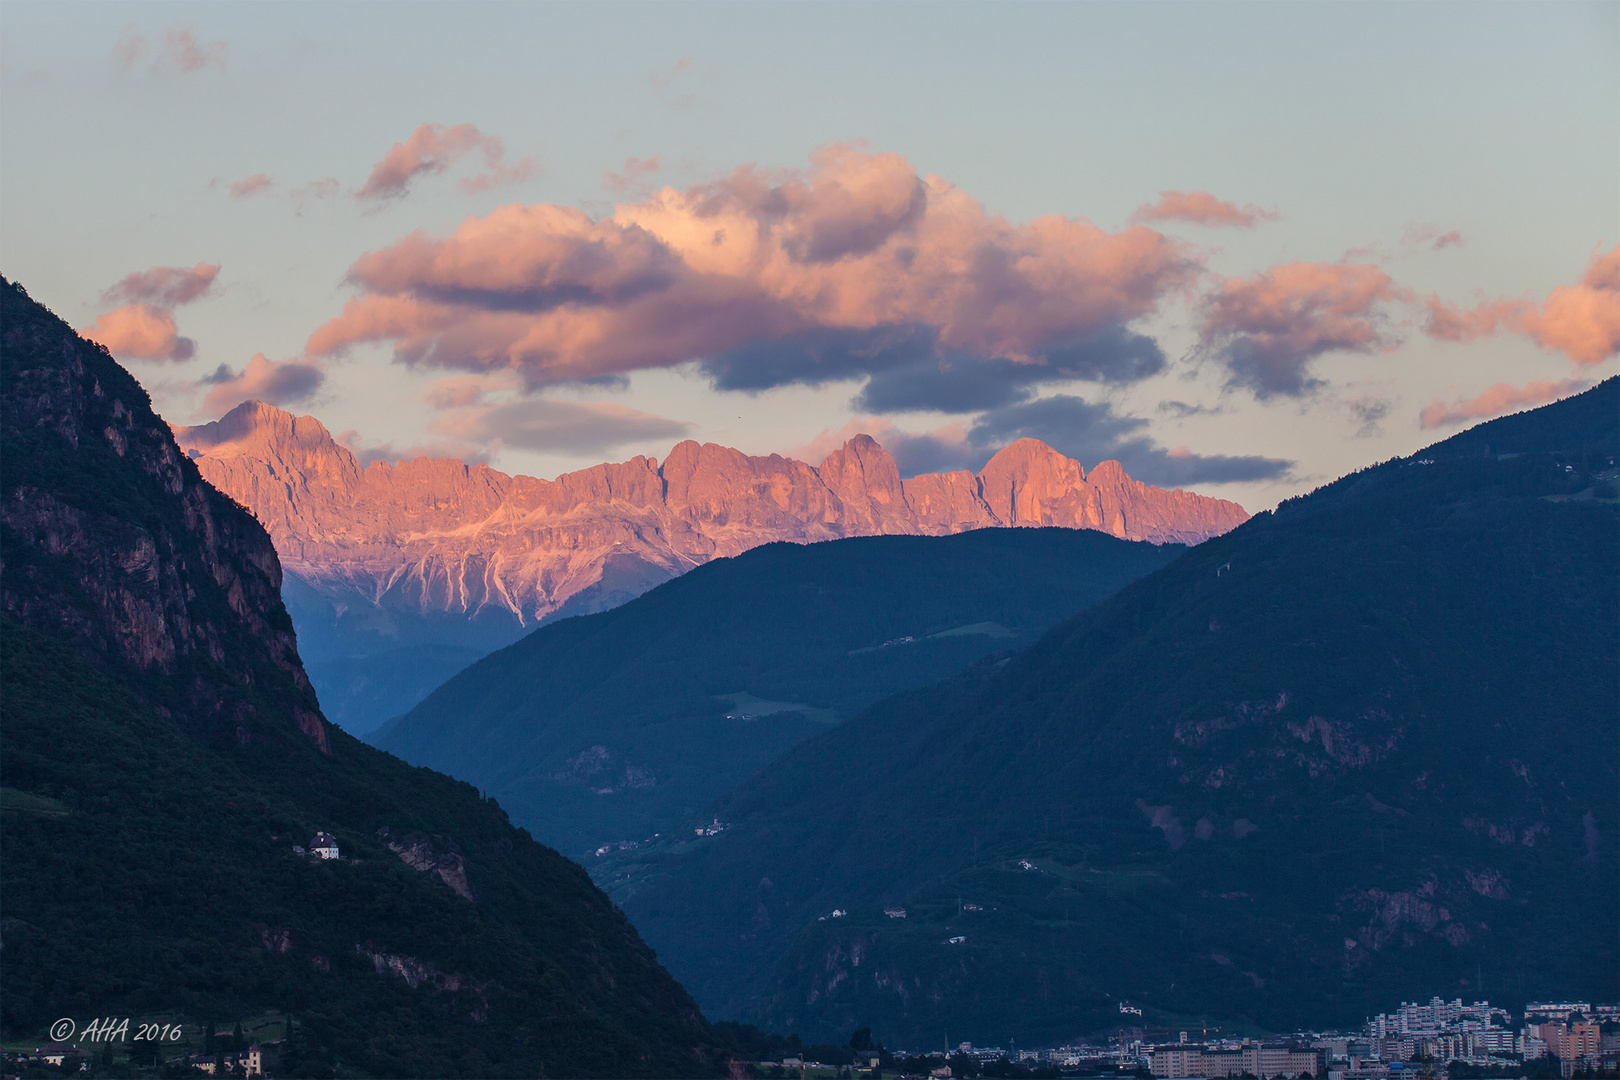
[601,378,1619,1047]
[0,278,718,1078]
[374,528,1183,858]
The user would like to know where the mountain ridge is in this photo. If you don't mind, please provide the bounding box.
[371,527,1184,858]
[174,401,1246,630]
[176,401,1250,733]
[598,378,1620,1046]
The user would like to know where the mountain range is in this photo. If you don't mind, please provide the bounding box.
[174,402,1248,733]
[372,527,1184,858]
[0,278,721,1078]
[597,378,1620,1047]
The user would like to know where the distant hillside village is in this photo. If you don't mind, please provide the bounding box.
[740,999,1619,1080]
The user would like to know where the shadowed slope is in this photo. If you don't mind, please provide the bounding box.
[374,527,1184,858]
[0,277,719,1078]
[602,379,1619,1046]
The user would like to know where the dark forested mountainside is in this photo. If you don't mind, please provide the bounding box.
[601,379,1620,1048]
[373,528,1183,858]
[0,278,720,1079]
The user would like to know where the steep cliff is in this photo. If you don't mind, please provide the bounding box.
[0,277,720,1078]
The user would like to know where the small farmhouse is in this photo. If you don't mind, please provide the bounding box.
[310,832,339,859]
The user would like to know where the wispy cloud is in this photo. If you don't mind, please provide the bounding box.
[1419,379,1591,429]
[102,263,219,307]
[114,24,226,74]
[648,57,692,89]
[357,122,536,203]
[1402,222,1465,252]
[1130,190,1279,229]
[227,174,274,199]
[604,154,661,193]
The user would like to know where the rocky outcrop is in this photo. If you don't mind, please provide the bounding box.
[378,827,474,900]
[174,403,1248,637]
[0,279,330,754]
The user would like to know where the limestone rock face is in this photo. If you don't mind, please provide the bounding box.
[174,401,1249,634]
[1,283,330,755]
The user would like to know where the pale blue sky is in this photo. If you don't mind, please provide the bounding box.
[3,2,1616,509]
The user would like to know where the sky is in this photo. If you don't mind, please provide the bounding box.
[3,2,1616,511]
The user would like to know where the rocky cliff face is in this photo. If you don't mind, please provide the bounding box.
[1,281,330,753]
[174,402,1248,642]
[0,278,725,1077]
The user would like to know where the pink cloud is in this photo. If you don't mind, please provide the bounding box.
[229,173,274,199]
[291,177,341,215]
[458,157,535,195]
[357,123,534,202]
[201,354,324,414]
[604,155,661,192]
[102,263,220,307]
[1424,245,1620,365]
[1520,245,1620,365]
[1419,378,1592,428]
[83,303,195,361]
[1422,296,1528,343]
[114,26,145,70]
[114,24,225,73]
[162,28,226,73]
[309,144,1198,407]
[1200,262,1408,397]
[1403,223,1465,251]
[1130,190,1279,229]
[649,57,692,88]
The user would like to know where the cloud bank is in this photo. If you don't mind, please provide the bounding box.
[310,144,1198,415]
[102,263,219,307]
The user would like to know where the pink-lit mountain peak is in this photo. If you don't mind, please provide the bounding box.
[174,400,1248,627]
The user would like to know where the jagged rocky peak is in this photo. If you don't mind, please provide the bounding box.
[175,399,338,459]
[173,401,1249,634]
